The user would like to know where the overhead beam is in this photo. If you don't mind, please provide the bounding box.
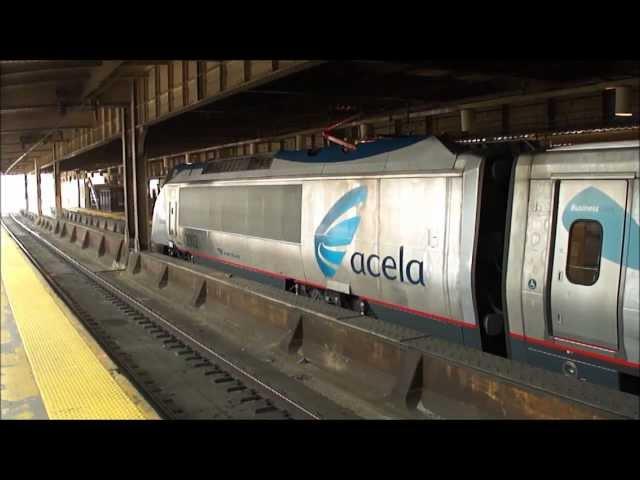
[247,88,426,104]
[2,146,52,155]
[0,110,95,131]
[0,78,86,90]
[3,109,95,174]
[81,61,125,101]
[4,137,55,172]
[0,68,93,85]
[95,80,131,105]
[404,65,536,86]
[409,60,639,84]
[325,77,640,130]
[0,60,101,75]
[0,83,74,108]
[1,139,60,146]
[0,104,91,114]
[1,126,86,135]
[142,60,323,128]
[2,125,90,139]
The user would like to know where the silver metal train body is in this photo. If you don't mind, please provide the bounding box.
[151,136,640,392]
[505,142,639,390]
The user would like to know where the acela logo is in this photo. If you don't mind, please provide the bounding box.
[314,185,427,286]
[314,186,367,278]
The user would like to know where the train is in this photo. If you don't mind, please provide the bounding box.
[150,135,640,393]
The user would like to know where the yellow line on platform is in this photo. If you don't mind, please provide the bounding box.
[0,226,145,420]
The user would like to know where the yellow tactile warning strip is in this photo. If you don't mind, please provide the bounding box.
[0,226,145,419]
[1,281,48,419]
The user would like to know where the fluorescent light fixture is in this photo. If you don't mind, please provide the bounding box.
[615,86,633,117]
[461,109,475,132]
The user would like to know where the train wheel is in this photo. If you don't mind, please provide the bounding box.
[308,288,323,302]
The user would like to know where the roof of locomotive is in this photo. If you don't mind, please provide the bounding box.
[165,135,465,184]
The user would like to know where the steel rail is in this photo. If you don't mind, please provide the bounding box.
[4,214,321,420]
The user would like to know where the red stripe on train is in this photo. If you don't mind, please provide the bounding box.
[510,332,640,369]
[178,246,474,329]
[176,247,639,369]
[358,295,475,329]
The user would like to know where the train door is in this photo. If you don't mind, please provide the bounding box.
[550,179,628,350]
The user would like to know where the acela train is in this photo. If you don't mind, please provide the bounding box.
[150,136,640,393]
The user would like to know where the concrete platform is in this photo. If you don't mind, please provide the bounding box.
[1,282,48,419]
[0,225,157,420]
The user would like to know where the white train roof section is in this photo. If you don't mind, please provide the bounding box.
[167,136,461,184]
[549,140,640,151]
[271,136,458,174]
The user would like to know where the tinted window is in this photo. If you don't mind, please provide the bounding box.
[566,220,603,286]
[179,185,301,243]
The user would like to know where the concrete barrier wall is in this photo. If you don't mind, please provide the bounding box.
[417,354,616,419]
[62,209,125,234]
[127,252,294,332]
[122,251,632,419]
[27,213,126,269]
[126,253,397,395]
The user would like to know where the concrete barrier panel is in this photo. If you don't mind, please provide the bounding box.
[300,313,405,397]
[101,232,125,266]
[26,215,127,270]
[134,254,169,289]
[61,209,125,236]
[418,353,616,419]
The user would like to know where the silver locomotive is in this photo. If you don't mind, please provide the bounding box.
[151,136,639,392]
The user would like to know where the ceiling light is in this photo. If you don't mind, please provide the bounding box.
[461,109,475,133]
[615,86,633,117]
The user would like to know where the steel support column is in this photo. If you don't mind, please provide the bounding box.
[123,80,149,252]
[24,174,29,213]
[122,108,134,251]
[76,171,81,208]
[136,124,150,250]
[34,159,42,217]
[53,152,62,217]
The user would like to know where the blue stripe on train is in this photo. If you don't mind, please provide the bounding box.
[275,136,426,163]
[562,186,639,270]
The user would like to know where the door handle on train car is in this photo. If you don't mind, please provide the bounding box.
[558,271,563,281]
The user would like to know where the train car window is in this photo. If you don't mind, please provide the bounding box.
[566,220,603,286]
[179,185,301,243]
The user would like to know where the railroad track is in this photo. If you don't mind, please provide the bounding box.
[2,215,320,420]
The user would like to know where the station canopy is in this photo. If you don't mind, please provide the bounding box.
[2,60,638,175]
